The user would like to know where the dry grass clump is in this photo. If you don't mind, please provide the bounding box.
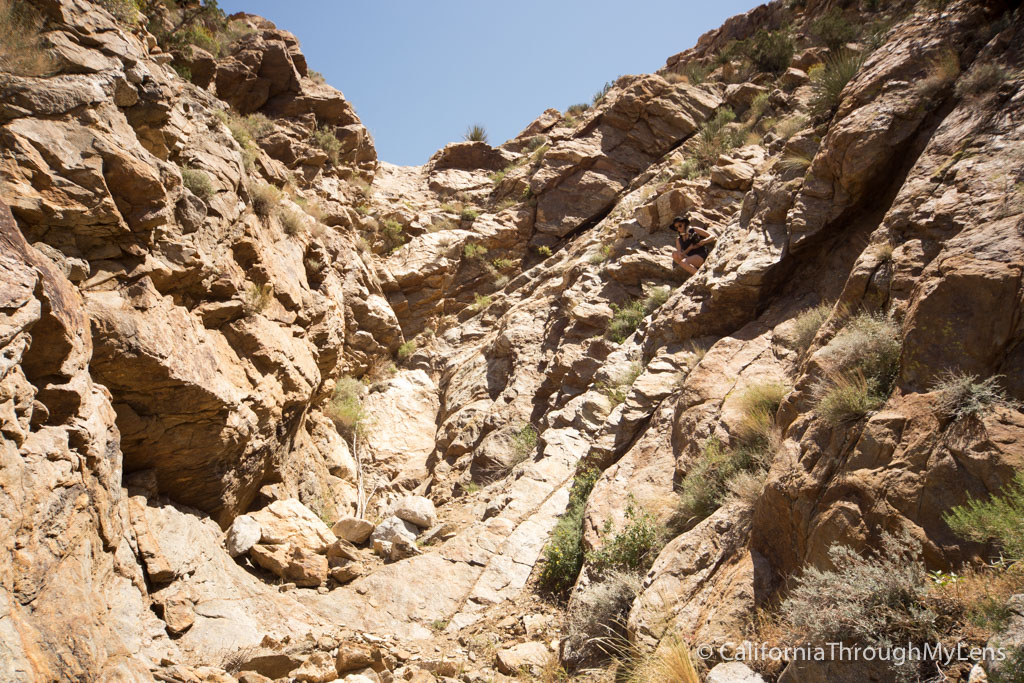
[791,301,832,351]
[955,61,1009,99]
[250,182,281,220]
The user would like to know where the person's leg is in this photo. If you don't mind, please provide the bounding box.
[672,250,684,267]
[680,255,704,275]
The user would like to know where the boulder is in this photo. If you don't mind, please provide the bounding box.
[292,651,336,683]
[394,496,437,529]
[250,499,336,553]
[335,641,378,673]
[495,641,550,676]
[711,157,757,190]
[707,662,766,682]
[225,514,262,558]
[370,516,420,545]
[332,517,375,544]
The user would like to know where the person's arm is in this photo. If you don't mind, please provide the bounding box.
[691,227,716,247]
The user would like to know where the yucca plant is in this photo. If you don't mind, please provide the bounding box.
[464,124,488,143]
[810,49,867,115]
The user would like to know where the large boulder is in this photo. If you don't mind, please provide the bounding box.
[393,496,437,529]
[225,514,262,558]
[250,499,336,552]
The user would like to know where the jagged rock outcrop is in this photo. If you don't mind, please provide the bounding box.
[1,0,1023,680]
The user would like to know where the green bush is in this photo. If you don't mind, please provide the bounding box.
[933,371,1016,420]
[243,282,273,315]
[327,376,366,439]
[811,8,858,51]
[587,497,662,574]
[675,437,746,527]
[464,124,488,143]
[312,126,343,165]
[774,114,809,140]
[566,103,590,116]
[396,340,417,360]
[955,62,1009,99]
[180,166,214,200]
[460,206,480,221]
[511,423,538,462]
[671,158,701,180]
[250,182,281,220]
[644,286,671,311]
[592,81,613,105]
[463,243,488,259]
[747,92,771,122]
[748,28,795,75]
[589,244,613,265]
[945,470,1024,559]
[810,49,867,115]
[539,467,600,595]
[680,62,712,85]
[607,300,647,343]
[536,245,552,257]
[471,293,492,311]
[781,533,936,667]
[491,257,516,270]
[695,107,741,170]
[381,219,405,252]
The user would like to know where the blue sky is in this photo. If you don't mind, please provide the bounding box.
[218,1,761,166]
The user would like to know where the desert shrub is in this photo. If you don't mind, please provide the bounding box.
[675,436,746,527]
[778,151,814,174]
[933,371,1016,420]
[589,244,613,265]
[823,312,901,394]
[587,497,661,574]
[526,134,548,151]
[955,62,1009,99]
[562,570,642,669]
[597,361,643,408]
[810,49,867,115]
[644,286,671,311]
[250,182,281,219]
[396,340,417,361]
[242,282,273,315]
[773,114,809,140]
[180,166,214,200]
[460,206,479,221]
[464,124,488,143]
[945,470,1024,560]
[566,102,589,116]
[618,636,701,683]
[680,61,712,85]
[748,28,795,75]
[311,126,342,165]
[172,64,193,81]
[307,69,325,84]
[735,381,787,451]
[781,532,936,669]
[245,113,274,137]
[487,168,506,184]
[694,107,740,169]
[536,245,552,257]
[510,423,538,464]
[327,376,366,438]
[471,293,492,311]
[381,219,404,252]
[671,158,701,180]
[491,257,516,270]
[607,300,647,343]
[540,466,600,595]
[563,113,579,128]
[725,469,768,505]
[747,92,771,122]
[811,8,858,51]
[463,243,488,259]
[816,371,884,425]
[97,0,141,25]
[592,81,613,105]
[0,0,55,77]
[792,301,831,351]
[279,208,306,236]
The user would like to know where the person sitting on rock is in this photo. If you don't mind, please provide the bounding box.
[671,214,715,275]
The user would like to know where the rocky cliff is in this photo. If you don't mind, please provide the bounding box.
[1,0,1022,681]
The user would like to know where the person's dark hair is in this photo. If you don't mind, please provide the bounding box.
[672,214,690,230]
